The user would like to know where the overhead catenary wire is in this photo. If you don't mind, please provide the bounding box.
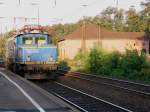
[18,0,21,5]
[114,0,118,9]
[54,0,56,6]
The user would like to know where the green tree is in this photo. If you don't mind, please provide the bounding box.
[140,0,150,32]
[125,7,142,32]
[0,30,14,58]
[93,7,125,31]
[44,23,80,45]
[113,8,125,31]
[97,7,115,30]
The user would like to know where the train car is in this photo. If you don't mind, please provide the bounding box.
[5,25,58,79]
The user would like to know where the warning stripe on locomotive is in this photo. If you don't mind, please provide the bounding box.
[16,61,58,64]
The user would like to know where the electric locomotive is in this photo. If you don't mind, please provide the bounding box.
[5,25,58,79]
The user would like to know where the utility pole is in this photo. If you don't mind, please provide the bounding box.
[0,2,4,5]
[18,0,21,5]
[115,0,118,9]
[98,22,102,48]
[0,16,5,58]
[81,4,87,53]
[0,2,4,58]
[0,3,4,33]
[81,16,86,53]
[51,0,56,7]
[54,0,56,6]
[31,3,40,25]
[113,0,119,31]
[0,17,4,34]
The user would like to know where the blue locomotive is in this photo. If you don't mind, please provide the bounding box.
[5,25,58,79]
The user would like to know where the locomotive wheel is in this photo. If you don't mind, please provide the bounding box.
[19,65,25,77]
[13,64,17,73]
[48,71,58,80]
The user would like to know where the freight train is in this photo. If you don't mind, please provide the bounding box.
[5,25,58,79]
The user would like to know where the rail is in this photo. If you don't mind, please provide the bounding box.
[34,81,132,112]
[56,70,150,112]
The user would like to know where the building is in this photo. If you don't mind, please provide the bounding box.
[58,24,149,60]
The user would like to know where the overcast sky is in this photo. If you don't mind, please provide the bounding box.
[0,0,145,32]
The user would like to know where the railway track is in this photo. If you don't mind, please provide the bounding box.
[64,71,150,94]
[34,81,132,112]
[56,70,150,112]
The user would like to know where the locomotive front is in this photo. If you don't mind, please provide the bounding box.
[15,33,58,79]
[5,25,58,79]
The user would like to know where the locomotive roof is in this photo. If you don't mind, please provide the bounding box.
[15,32,50,38]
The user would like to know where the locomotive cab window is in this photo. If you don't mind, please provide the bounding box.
[35,37,46,45]
[23,37,33,45]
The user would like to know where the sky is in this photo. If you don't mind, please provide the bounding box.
[0,0,145,32]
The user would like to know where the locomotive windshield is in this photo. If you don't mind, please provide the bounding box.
[20,34,52,45]
[23,36,33,45]
[35,36,46,45]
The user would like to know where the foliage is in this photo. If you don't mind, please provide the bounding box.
[0,36,6,58]
[0,30,15,58]
[42,1,150,46]
[44,23,80,45]
[125,7,142,32]
[58,60,70,71]
[98,7,125,31]
[88,48,121,75]
[76,47,150,82]
[120,49,147,75]
[103,51,121,75]
[88,48,106,74]
[73,51,89,71]
[140,0,150,32]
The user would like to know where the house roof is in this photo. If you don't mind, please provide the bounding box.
[60,24,147,41]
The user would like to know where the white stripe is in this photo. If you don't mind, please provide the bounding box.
[0,71,45,112]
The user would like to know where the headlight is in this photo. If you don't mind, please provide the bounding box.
[49,56,53,62]
[27,55,30,61]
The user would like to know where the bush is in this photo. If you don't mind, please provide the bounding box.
[88,48,121,75]
[58,60,70,71]
[73,51,89,71]
[111,68,125,78]
[120,49,147,78]
[102,51,121,75]
[136,69,150,81]
[74,47,150,82]
[88,48,106,74]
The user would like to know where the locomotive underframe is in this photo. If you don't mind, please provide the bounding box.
[15,63,58,79]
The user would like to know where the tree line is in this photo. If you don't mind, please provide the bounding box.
[44,0,150,44]
[0,0,149,57]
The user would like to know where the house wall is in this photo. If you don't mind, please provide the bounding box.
[58,38,149,60]
[58,40,81,60]
[102,39,135,52]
